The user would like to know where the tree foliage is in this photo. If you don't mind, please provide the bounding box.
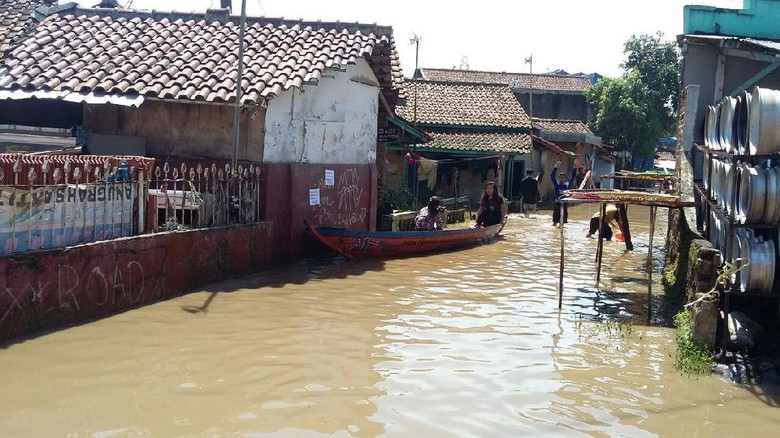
[585,32,680,163]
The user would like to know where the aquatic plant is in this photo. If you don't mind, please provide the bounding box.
[575,315,636,341]
[673,309,714,375]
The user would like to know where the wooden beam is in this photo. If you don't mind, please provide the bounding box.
[729,59,780,97]
[722,47,778,63]
[714,53,726,103]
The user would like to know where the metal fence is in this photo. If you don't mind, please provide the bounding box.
[145,160,263,231]
[0,155,264,255]
[0,157,144,254]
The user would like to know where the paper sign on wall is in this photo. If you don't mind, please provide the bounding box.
[309,188,321,206]
[324,169,335,186]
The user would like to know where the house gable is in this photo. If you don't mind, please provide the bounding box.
[264,59,379,164]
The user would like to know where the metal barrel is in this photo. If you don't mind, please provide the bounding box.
[735,90,751,154]
[719,96,737,153]
[749,86,780,155]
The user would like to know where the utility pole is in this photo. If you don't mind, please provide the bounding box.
[232,0,248,176]
[525,54,533,122]
[410,34,421,204]
[410,34,421,127]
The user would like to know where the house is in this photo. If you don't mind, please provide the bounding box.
[0,3,404,261]
[416,68,592,122]
[411,68,611,199]
[531,118,611,194]
[388,79,532,208]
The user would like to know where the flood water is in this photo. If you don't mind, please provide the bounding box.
[1,204,778,437]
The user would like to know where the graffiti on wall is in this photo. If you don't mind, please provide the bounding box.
[314,168,368,228]
[0,246,167,335]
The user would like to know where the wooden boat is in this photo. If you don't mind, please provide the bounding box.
[306,221,504,260]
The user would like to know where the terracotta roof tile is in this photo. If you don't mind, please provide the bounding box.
[1,0,55,52]
[422,129,531,154]
[533,118,593,135]
[419,68,592,93]
[0,6,405,104]
[398,80,530,129]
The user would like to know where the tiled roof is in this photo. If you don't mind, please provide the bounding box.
[418,68,592,92]
[533,118,592,135]
[0,0,53,52]
[0,6,404,104]
[397,80,530,129]
[532,135,576,157]
[422,129,531,154]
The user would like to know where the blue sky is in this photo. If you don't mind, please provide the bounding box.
[76,0,744,78]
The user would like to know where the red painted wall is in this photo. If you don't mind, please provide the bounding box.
[260,163,377,263]
[0,222,273,343]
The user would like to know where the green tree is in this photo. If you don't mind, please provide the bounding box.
[586,32,680,166]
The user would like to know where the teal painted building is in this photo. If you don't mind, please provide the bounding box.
[684,0,780,40]
[680,0,780,145]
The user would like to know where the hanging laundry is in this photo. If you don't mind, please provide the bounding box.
[438,163,453,186]
[417,158,439,190]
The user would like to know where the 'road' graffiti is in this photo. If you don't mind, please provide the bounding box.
[0,246,168,329]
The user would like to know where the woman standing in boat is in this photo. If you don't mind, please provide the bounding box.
[475,181,506,227]
[414,196,445,231]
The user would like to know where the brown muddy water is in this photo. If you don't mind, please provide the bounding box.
[1,205,778,437]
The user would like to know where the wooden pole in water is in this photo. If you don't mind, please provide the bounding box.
[647,206,657,324]
[596,202,606,286]
[558,202,565,309]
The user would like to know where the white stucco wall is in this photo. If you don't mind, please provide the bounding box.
[263,59,379,164]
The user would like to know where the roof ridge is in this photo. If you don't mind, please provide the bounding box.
[53,6,393,33]
[420,67,590,80]
[534,117,587,123]
[406,78,514,88]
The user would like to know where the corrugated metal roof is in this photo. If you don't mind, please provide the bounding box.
[681,33,780,53]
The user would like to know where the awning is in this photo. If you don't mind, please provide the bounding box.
[0,89,144,107]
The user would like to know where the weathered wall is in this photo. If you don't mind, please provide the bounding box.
[84,100,265,161]
[664,207,719,349]
[384,151,406,190]
[259,163,376,263]
[264,59,379,164]
[514,92,588,122]
[0,222,273,343]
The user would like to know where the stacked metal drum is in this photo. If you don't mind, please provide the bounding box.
[703,85,780,294]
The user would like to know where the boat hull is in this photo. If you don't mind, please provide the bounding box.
[306,222,503,260]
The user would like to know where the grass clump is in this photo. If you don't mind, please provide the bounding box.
[673,309,713,375]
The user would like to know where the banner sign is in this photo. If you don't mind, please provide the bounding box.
[0,183,136,254]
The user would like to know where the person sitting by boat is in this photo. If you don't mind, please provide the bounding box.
[475,181,506,227]
[586,203,620,240]
[414,196,445,231]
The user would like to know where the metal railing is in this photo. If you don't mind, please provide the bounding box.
[146,160,263,231]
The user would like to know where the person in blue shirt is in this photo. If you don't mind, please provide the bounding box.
[550,160,577,227]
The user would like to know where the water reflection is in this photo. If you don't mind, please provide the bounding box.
[0,205,778,437]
